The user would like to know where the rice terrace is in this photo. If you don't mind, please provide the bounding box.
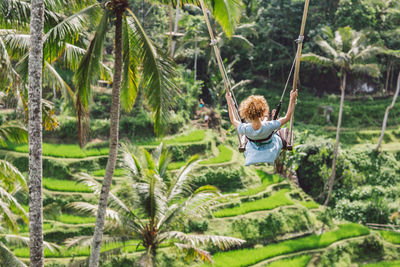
[0,0,399,266]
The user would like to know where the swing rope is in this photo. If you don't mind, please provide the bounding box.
[199,0,247,151]
[199,0,311,151]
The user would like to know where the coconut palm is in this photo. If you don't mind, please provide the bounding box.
[72,1,242,266]
[302,26,381,206]
[67,144,245,266]
[0,0,108,129]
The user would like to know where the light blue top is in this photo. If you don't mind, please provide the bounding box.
[237,120,282,166]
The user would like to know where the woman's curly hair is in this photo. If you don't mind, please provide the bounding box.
[239,95,269,121]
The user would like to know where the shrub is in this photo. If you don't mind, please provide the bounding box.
[184,219,209,233]
[194,167,245,192]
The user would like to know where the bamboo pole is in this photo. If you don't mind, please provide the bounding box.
[198,0,245,150]
[288,0,311,148]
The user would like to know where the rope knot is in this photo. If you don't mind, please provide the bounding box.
[210,39,218,46]
[295,35,304,44]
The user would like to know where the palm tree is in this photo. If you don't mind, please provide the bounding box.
[0,0,108,129]
[72,1,242,266]
[302,26,381,206]
[67,144,245,266]
[27,0,46,265]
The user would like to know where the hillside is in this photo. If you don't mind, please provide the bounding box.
[1,125,399,266]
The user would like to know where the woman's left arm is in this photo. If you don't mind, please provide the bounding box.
[225,93,241,128]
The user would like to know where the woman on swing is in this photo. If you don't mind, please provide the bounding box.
[226,89,298,166]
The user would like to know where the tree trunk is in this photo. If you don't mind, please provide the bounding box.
[324,71,346,207]
[28,1,44,266]
[384,60,392,94]
[194,33,198,81]
[376,72,400,152]
[169,3,173,58]
[88,10,123,267]
[170,0,180,57]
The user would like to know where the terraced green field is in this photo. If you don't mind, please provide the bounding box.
[3,128,398,266]
[203,224,370,267]
[213,189,294,217]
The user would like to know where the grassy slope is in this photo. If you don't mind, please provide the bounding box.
[266,255,312,267]
[203,224,369,267]
[213,189,293,217]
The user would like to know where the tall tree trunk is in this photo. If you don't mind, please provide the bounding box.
[28,1,44,266]
[89,10,123,267]
[194,33,198,81]
[170,0,180,57]
[324,71,346,207]
[169,3,173,58]
[376,72,400,152]
[384,60,392,94]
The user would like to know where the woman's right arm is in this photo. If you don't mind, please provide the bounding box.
[225,93,241,128]
[278,89,298,126]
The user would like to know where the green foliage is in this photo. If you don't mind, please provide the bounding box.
[195,167,245,192]
[184,219,209,234]
[378,231,400,244]
[200,145,233,165]
[213,189,293,217]
[266,255,312,267]
[363,261,400,267]
[319,233,386,267]
[43,177,92,193]
[335,0,378,30]
[203,224,370,267]
[232,206,315,243]
[334,198,391,224]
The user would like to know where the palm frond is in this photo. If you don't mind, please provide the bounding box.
[0,34,19,81]
[121,144,142,177]
[0,0,63,28]
[353,45,383,61]
[67,202,120,221]
[163,231,245,250]
[175,243,213,264]
[0,121,27,145]
[125,9,179,135]
[74,173,131,214]
[209,0,243,37]
[0,198,18,232]
[64,234,125,248]
[120,15,139,112]
[168,155,199,202]
[43,3,100,58]
[301,53,334,67]
[43,61,75,100]
[0,241,26,267]
[315,39,338,59]
[0,31,30,58]
[2,234,60,252]
[73,10,111,146]
[350,63,380,78]
[0,159,27,191]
